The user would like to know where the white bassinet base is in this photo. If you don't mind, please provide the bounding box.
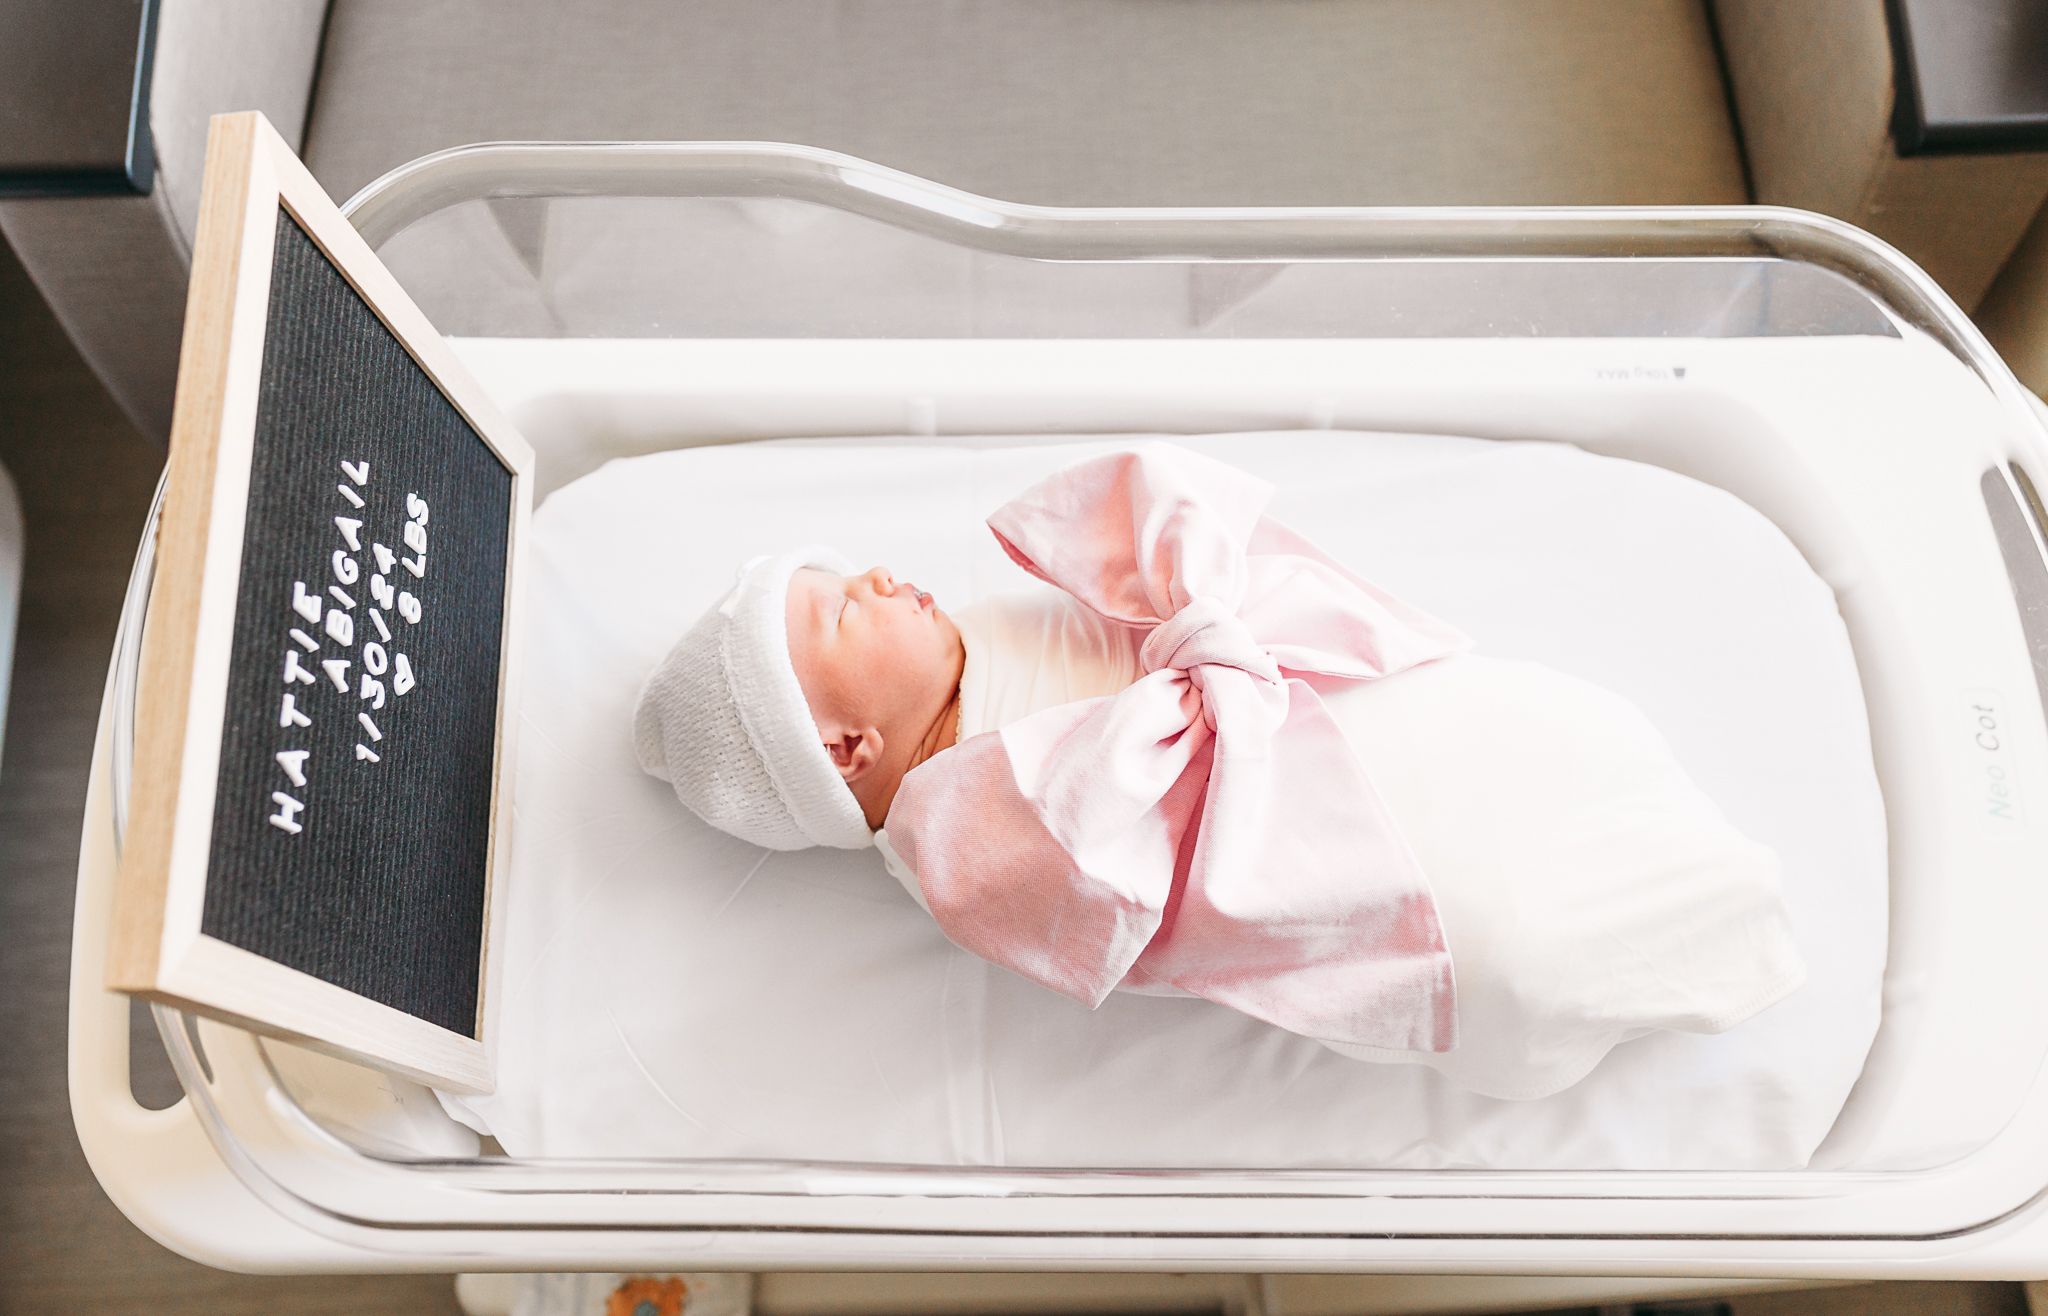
[444,429,1884,1171]
[74,322,2048,1272]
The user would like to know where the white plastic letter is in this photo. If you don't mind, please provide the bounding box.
[406,492,429,524]
[369,573,395,610]
[291,581,322,624]
[358,711,383,742]
[401,552,425,578]
[392,652,416,695]
[355,743,381,763]
[337,483,365,509]
[403,520,428,554]
[268,792,305,834]
[290,628,319,651]
[275,750,309,788]
[369,607,392,642]
[398,592,422,624]
[279,693,312,728]
[371,542,396,574]
[340,460,369,484]
[329,585,356,608]
[360,675,386,710]
[321,658,351,691]
[332,551,359,585]
[282,650,316,686]
[334,516,363,550]
[324,609,354,646]
[362,641,388,675]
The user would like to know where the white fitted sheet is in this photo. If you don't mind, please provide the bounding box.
[447,431,1886,1170]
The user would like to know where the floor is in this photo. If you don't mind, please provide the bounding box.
[0,227,2036,1316]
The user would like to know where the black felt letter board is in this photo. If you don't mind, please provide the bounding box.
[199,211,513,1038]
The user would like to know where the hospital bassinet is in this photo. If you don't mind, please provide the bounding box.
[70,140,2048,1274]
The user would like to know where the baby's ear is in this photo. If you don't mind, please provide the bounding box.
[825,728,883,783]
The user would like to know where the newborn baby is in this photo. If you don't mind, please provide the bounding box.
[780,564,968,833]
[630,546,966,852]
[635,445,1804,1099]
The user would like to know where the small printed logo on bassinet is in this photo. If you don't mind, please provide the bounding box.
[1593,365,1687,382]
[1965,689,2026,830]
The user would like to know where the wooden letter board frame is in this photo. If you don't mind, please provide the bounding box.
[107,112,533,1094]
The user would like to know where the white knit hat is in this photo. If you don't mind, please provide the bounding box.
[633,546,875,850]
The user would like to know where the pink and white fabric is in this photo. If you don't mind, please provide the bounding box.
[882,445,1472,1053]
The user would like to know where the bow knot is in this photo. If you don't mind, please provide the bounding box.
[1139,596,1279,685]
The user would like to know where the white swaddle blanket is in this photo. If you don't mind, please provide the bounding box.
[884,585,1807,1099]
[444,430,1885,1170]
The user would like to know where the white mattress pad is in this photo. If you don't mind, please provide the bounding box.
[447,431,1887,1170]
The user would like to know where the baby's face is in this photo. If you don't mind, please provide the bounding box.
[785,567,964,764]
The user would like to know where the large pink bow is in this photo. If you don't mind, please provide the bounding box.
[884,445,1469,1052]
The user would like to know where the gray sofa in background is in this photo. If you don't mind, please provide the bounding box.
[1717,0,2048,314]
[0,0,326,442]
[7,0,2048,447]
